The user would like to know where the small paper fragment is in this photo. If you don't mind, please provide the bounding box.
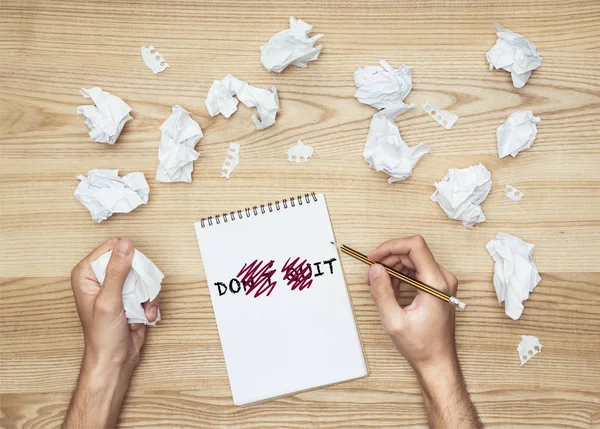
[141,45,169,74]
[504,184,524,201]
[421,102,458,129]
[77,87,132,144]
[260,16,323,73]
[205,74,280,130]
[486,233,541,320]
[91,249,164,325]
[75,169,149,223]
[430,164,492,228]
[287,140,313,162]
[486,21,542,88]
[364,103,429,183]
[518,335,542,366]
[497,110,540,158]
[354,60,412,110]
[221,143,241,178]
[156,105,203,183]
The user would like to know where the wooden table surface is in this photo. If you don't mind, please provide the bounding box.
[1,0,599,427]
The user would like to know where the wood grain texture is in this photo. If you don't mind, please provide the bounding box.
[1,0,599,428]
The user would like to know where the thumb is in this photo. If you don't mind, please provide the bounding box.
[369,264,407,334]
[98,239,134,304]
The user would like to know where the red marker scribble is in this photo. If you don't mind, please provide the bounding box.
[281,257,313,291]
[237,260,277,298]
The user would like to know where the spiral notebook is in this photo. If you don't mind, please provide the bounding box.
[194,193,367,406]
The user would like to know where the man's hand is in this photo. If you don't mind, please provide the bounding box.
[63,237,159,429]
[367,236,482,429]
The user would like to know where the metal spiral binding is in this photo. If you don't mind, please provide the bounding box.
[200,192,317,227]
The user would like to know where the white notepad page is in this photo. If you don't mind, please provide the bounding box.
[194,193,367,405]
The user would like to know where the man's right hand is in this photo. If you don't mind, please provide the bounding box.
[366,236,482,428]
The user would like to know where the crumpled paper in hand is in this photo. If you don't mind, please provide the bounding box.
[497,110,540,158]
[156,105,203,183]
[430,163,492,228]
[486,232,541,320]
[363,103,429,183]
[260,16,323,73]
[91,249,163,325]
[354,60,412,110]
[77,87,132,144]
[205,74,279,130]
[75,169,149,223]
[486,21,542,88]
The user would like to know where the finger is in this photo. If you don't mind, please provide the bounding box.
[367,251,416,271]
[142,297,160,323]
[71,237,120,287]
[437,263,459,295]
[83,236,121,266]
[97,239,134,304]
[365,254,404,286]
[370,236,448,292]
[129,323,147,352]
[369,264,408,335]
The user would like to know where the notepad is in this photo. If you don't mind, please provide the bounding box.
[194,193,367,405]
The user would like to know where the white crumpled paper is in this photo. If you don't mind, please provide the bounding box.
[205,74,279,130]
[364,103,429,183]
[156,105,203,183]
[486,21,542,88]
[497,110,540,158]
[221,143,240,178]
[260,16,323,73]
[486,232,541,320]
[518,335,542,366]
[354,60,412,110]
[141,45,169,74]
[91,249,163,325]
[75,169,149,223]
[430,164,492,228]
[287,140,313,162]
[77,87,132,144]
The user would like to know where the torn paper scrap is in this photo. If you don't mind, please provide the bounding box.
[518,335,542,366]
[221,143,240,178]
[141,45,169,74]
[287,140,313,162]
[75,169,149,223]
[260,16,323,73]
[205,74,279,130]
[91,249,163,325]
[156,105,202,183]
[497,110,540,158]
[421,102,458,129]
[77,87,132,144]
[430,164,492,228]
[354,60,412,110]
[486,232,541,320]
[364,103,429,183]
[505,184,524,201]
[486,21,542,88]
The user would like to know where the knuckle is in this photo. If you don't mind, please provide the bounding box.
[385,322,404,337]
[411,235,426,247]
[94,298,115,315]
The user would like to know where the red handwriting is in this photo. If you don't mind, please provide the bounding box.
[281,257,313,291]
[236,259,277,298]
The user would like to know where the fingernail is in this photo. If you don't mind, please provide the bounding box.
[149,306,157,320]
[369,264,383,281]
[115,240,133,257]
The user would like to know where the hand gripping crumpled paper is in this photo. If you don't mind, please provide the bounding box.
[486,232,541,320]
[363,103,429,183]
[430,164,492,228]
[486,21,542,88]
[77,87,132,144]
[497,110,540,158]
[91,249,163,325]
[75,169,149,223]
[205,74,279,130]
[354,60,412,110]
[156,105,203,183]
[260,16,323,73]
